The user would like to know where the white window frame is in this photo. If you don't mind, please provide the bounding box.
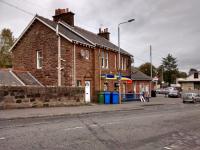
[36,50,43,69]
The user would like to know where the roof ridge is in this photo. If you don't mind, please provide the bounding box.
[75,26,116,45]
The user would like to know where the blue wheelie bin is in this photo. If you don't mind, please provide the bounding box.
[104,91,111,104]
[111,92,119,104]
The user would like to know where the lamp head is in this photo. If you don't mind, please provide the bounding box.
[128,19,135,22]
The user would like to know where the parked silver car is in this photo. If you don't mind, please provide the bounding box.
[182,93,200,103]
[168,89,181,98]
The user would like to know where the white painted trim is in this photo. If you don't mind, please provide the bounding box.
[27,72,44,86]
[9,70,25,86]
[59,21,95,46]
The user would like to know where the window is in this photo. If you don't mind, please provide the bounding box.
[194,73,199,79]
[36,50,43,69]
[101,51,104,68]
[103,82,108,91]
[105,52,108,68]
[85,50,89,60]
[101,51,108,69]
[124,58,127,70]
[77,80,82,87]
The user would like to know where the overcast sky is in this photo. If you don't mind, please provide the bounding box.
[0,0,200,73]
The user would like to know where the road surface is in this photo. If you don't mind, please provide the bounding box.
[0,98,200,150]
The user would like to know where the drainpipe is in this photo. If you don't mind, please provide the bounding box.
[56,24,65,86]
[99,48,101,91]
[73,43,76,87]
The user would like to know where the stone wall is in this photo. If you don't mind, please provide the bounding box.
[0,86,85,109]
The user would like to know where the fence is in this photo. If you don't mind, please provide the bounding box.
[121,93,144,102]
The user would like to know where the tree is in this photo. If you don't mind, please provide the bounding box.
[161,54,178,85]
[177,71,187,78]
[138,62,157,77]
[0,28,14,68]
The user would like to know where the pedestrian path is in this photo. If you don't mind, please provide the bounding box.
[0,97,181,120]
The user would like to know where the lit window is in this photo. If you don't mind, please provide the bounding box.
[36,50,43,69]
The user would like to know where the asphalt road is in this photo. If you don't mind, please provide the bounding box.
[1,98,200,150]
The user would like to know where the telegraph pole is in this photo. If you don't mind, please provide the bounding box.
[150,45,152,78]
[150,45,152,96]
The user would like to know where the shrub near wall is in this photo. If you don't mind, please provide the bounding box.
[0,86,85,109]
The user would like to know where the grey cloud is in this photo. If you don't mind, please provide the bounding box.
[0,0,199,72]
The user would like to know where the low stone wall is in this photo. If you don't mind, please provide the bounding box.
[0,86,85,109]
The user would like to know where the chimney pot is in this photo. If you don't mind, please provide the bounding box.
[53,8,75,26]
[98,27,110,41]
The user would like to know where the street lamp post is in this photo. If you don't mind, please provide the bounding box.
[118,19,135,104]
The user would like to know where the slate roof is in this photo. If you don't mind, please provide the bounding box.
[0,69,42,86]
[36,15,93,46]
[0,69,23,86]
[131,69,152,81]
[12,71,42,86]
[36,15,132,56]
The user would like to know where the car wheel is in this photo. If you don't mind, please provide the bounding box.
[183,100,186,103]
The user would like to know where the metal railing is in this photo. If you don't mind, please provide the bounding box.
[121,93,145,102]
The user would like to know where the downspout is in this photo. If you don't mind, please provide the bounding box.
[73,43,76,87]
[99,48,101,91]
[56,24,62,86]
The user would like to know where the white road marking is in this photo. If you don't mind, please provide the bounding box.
[90,124,98,127]
[0,137,5,140]
[104,121,121,125]
[64,126,83,131]
[164,146,172,149]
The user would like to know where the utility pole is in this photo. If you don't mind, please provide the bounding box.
[118,19,135,104]
[150,45,152,96]
[150,45,152,78]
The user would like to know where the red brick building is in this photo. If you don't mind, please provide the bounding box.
[10,8,133,102]
[131,69,152,94]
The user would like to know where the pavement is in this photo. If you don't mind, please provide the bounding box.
[0,96,181,120]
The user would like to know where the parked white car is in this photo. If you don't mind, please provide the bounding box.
[182,93,200,103]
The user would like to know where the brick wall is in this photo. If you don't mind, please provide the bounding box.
[12,20,64,86]
[0,86,85,109]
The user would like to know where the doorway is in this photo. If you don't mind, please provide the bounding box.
[85,81,91,103]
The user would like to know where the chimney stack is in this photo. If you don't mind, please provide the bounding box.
[97,27,110,41]
[53,8,75,26]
